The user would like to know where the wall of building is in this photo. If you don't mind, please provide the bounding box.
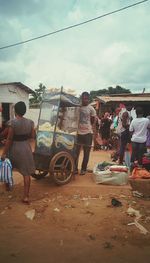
[0,83,29,127]
[25,108,40,127]
[0,84,29,107]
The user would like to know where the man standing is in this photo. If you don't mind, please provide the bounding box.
[129,107,150,165]
[117,104,132,164]
[75,92,96,175]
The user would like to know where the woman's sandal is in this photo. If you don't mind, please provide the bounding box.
[5,183,12,191]
[22,199,30,205]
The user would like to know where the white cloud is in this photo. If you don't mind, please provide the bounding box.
[0,0,150,94]
[68,7,83,23]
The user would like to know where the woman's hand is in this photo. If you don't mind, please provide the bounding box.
[1,153,6,161]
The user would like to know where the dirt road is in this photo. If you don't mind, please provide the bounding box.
[0,149,150,263]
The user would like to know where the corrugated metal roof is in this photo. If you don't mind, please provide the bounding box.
[104,92,150,97]
[96,94,150,103]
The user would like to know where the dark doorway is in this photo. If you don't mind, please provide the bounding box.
[134,102,150,117]
[2,103,10,124]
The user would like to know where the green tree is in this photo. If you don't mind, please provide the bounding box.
[108,85,131,94]
[90,85,131,101]
[29,83,46,106]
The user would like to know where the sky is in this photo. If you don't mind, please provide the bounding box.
[0,0,150,95]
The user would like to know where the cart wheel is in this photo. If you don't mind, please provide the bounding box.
[31,170,48,180]
[50,151,74,185]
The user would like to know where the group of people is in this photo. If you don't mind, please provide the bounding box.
[72,93,150,175]
[0,93,150,204]
[111,104,150,167]
[94,103,150,168]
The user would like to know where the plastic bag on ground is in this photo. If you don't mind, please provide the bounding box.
[0,158,13,186]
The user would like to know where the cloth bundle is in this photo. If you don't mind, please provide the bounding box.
[130,167,150,179]
[93,162,128,185]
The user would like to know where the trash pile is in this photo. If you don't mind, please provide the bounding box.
[93,162,129,185]
[127,207,149,235]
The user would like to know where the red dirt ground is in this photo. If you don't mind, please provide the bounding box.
[0,149,150,263]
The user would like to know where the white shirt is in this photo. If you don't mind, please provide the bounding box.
[78,105,96,135]
[130,108,137,119]
[129,117,150,143]
[116,109,131,134]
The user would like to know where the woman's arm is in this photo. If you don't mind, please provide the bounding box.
[30,121,36,140]
[1,127,14,159]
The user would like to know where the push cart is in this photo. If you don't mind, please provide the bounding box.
[32,89,80,185]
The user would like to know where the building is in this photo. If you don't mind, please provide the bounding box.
[95,93,150,116]
[0,82,34,129]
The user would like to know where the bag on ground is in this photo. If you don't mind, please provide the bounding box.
[0,158,13,186]
[93,162,128,185]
